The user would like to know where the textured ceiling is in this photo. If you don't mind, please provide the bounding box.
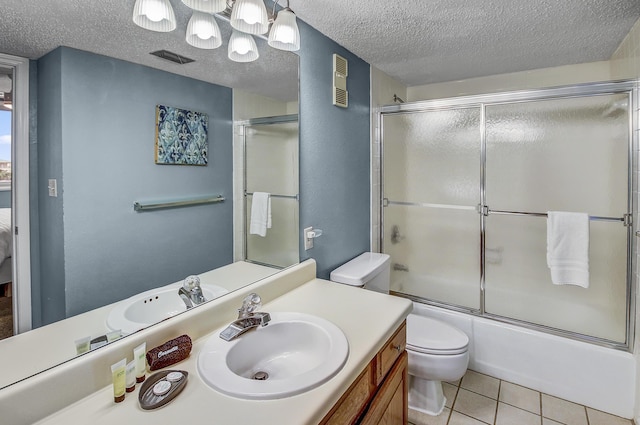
[292,0,640,86]
[0,0,639,94]
[0,0,299,102]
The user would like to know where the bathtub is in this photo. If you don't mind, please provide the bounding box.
[411,302,636,419]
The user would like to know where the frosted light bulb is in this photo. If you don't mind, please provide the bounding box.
[144,0,164,21]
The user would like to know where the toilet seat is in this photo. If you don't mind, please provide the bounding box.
[407,314,469,356]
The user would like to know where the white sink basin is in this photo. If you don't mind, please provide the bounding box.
[106,284,228,334]
[197,312,349,399]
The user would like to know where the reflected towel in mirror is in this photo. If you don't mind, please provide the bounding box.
[250,192,272,237]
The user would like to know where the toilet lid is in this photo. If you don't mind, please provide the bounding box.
[406,314,469,355]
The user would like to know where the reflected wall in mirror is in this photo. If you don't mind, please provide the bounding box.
[0,0,299,389]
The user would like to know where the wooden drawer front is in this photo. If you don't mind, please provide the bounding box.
[375,322,406,386]
[321,363,375,425]
[361,352,408,425]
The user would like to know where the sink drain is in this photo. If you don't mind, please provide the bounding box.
[252,371,269,381]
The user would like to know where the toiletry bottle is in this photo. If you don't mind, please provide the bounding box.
[134,342,147,383]
[125,360,136,393]
[111,359,127,403]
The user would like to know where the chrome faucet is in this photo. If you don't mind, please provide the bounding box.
[219,293,271,341]
[178,275,206,309]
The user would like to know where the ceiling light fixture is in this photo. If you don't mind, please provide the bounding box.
[182,0,226,14]
[230,0,269,35]
[186,11,223,49]
[267,3,299,52]
[133,0,300,63]
[132,0,177,32]
[228,29,259,62]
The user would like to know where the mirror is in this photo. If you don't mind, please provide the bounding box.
[0,0,299,388]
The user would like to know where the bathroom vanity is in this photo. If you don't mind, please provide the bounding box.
[321,322,407,424]
[0,260,412,424]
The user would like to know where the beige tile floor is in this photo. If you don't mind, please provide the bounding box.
[408,370,634,425]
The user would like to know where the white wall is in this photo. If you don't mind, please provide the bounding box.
[407,61,612,102]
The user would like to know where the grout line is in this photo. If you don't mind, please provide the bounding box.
[493,380,501,425]
[454,411,492,425]
[498,400,542,418]
[585,405,590,425]
[539,390,543,425]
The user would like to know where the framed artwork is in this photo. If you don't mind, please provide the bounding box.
[155,104,208,165]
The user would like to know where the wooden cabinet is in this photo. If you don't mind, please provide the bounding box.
[320,322,408,425]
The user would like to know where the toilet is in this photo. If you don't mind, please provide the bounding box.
[330,252,469,416]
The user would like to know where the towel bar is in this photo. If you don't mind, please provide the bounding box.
[245,192,299,201]
[487,209,629,226]
[134,195,225,212]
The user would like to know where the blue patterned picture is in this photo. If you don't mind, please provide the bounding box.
[155,105,208,165]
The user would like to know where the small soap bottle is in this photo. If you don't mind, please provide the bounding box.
[125,360,136,393]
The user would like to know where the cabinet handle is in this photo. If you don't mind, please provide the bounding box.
[392,344,402,353]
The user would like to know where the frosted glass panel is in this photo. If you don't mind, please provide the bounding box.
[245,121,299,195]
[244,120,298,267]
[383,108,481,205]
[485,94,629,216]
[385,205,480,309]
[246,197,299,268]
[484,215,627,342]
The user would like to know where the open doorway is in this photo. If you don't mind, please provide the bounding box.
[0,52,30,339]
[0,67,12,340]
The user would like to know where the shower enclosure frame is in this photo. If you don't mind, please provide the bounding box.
[377,80,638,351]
[238,114,299,269]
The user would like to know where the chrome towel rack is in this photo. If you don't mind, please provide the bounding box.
[134,195,225,212]
[245,192,299,201]
[487,209,629,225]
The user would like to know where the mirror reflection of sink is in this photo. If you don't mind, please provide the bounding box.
[106,284,228,334]
[197,312,349,400]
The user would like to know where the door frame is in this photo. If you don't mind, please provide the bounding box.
[0,53,31,334]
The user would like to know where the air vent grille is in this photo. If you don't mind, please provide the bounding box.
[334,54,348,76]
[334,88,348,108]
[150,50,195,65]
[332,54,348,108]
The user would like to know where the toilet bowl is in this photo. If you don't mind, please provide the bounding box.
[406,313,469,416]
[330,252,470,417]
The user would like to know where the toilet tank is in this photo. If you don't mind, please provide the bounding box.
[329,252,391,293]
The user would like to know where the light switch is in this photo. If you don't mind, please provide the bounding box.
[48,179,57,197]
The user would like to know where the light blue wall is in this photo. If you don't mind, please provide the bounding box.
[36,49,66,324]
[298,21,371,279]
[37,47,233,323]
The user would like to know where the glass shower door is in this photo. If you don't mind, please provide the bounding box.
[382,108,481,310]
[244,120,299,268]
[484,94,630,342]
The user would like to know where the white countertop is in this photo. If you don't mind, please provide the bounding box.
[34,278,412,425]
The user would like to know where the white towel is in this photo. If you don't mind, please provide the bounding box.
[546,211,590,288]
[249,192,272,237]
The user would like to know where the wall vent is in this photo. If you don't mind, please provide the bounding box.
[333,54,348,108]
[150,50,195,65]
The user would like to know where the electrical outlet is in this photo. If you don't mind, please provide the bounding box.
[48,179,57,197]
[304,226,313,250]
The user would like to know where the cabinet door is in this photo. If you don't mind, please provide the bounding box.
[361,352,408,425]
